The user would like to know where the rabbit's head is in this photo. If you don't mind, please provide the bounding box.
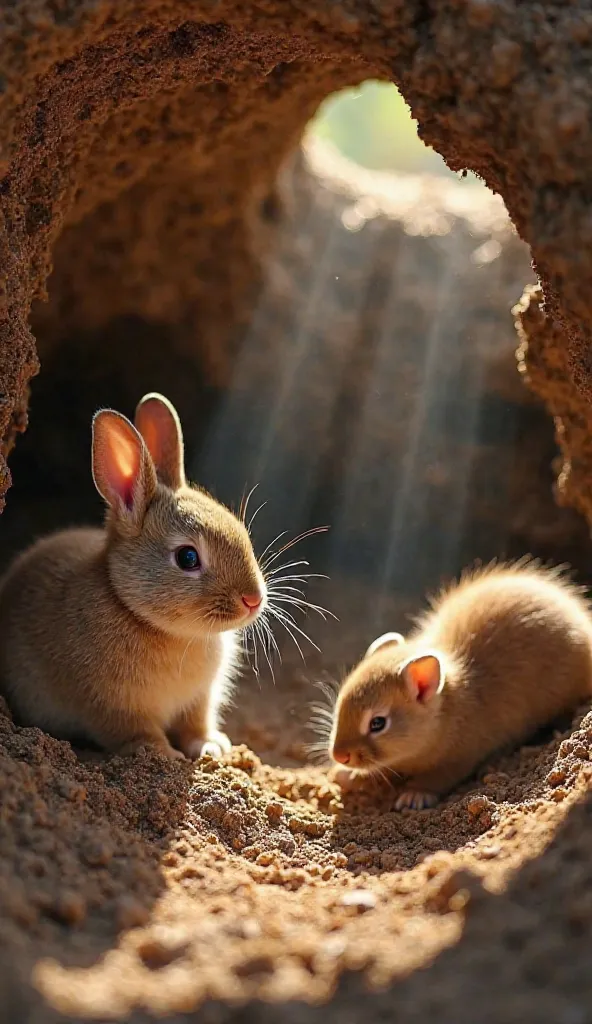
[92,393,266,638]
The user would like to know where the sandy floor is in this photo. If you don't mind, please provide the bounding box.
[2,640,592,1024]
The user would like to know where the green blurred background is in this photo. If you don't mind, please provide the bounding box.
[308,80,478,183]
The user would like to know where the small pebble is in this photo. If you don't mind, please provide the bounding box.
[467,796,491,817]
[480,844,501,859]
[546,769,566,787]
[137,929,190,969]
[321,935,347,957]
[81,838,114,867]
[116,896,150,930]
[51,891,86,926]
[340,889,377,912]
[235,954,274,978]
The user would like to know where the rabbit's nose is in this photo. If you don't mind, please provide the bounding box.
[332,749,351,765]
[242,593,262,611]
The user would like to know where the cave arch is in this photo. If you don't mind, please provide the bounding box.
[0,2,591,526]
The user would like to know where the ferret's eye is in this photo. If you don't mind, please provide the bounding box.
[369,715,389,735]
[175,545,201,572]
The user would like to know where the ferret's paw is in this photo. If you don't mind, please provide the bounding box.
[330,766,355,789]
[394,789,438,811]
[186,731,232,760]
[329,767,370,792]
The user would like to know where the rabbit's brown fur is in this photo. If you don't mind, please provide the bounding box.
[0,393,265,760]
[329,561,592,808]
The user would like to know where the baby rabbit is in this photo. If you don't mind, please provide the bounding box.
[0,393,266,760]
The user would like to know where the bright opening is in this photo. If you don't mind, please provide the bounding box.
[306,80,480,184]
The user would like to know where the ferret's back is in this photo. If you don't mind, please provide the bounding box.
[418,563,592,676]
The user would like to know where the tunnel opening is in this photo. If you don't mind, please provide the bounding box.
[306,80,480,181]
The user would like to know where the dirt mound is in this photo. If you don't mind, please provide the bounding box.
[2,688,592,1023]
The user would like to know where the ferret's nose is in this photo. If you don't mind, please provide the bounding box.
[242,593,263,611]
[332,749,351,765]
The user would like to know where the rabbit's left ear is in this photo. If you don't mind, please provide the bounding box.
[92,410,157,528]
[134,393,186,491]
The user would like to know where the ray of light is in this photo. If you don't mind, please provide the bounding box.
[431,250,506,578]
[373,229,461,629]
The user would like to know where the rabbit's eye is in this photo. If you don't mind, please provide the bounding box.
[369,715,390,735]
[175,545,201,572]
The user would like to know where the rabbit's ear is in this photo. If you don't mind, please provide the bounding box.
[134,393,186,491]
[92,410,157,526]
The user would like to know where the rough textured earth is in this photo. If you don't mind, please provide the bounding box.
[3,692,592,1024]
[3,2,592,1022]
[1,1,592,523]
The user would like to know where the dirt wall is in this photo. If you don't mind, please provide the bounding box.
[1,2,592,526]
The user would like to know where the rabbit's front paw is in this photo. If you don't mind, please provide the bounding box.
[115,735,187,761]
[167,746,188,761]
[185,731,232,760]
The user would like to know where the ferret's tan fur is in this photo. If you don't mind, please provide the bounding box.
[0,393,265,760]
[330,562,592,808]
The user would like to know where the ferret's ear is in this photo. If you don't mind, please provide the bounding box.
[364,632,404,659]
[400,652,445,704]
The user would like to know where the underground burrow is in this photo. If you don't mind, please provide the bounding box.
[1,136,592,1024]
[3,4,592,1021]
